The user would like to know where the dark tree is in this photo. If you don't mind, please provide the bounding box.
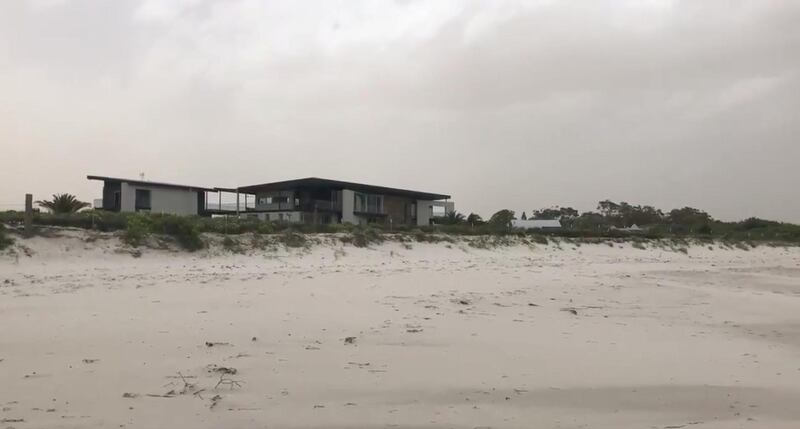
[489,209,515,229]
[466,213,484,225]
[439,211,466,225]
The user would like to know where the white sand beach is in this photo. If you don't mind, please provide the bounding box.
[2,231,800,428]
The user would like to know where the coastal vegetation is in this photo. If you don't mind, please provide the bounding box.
[1,199,799,252]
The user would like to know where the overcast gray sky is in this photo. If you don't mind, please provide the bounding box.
[1,0,798,221]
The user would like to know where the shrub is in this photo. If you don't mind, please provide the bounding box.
[350,226,383,248]
[222,236,242,253]
[151,215,204,251]
[530,234,548,245]
[0,210,129,231]
[0,224,13,250]
[468,236,492,249]
[279,230,306,248]
[256,221,275,234]
[123,214,151,247]
[414,230,441,243]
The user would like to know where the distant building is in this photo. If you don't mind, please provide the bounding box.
[236,177,453,226]
[612,224,644,232]
[511,219,562,230]
[88,175,454,226]
[88,175,213,216]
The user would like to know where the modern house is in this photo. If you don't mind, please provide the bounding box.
[88,175,214,216]
[88,176,454,226]
[235,177,453,226]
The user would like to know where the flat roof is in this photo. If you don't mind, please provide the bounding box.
[87,175,216,192]
[238,177,450,200]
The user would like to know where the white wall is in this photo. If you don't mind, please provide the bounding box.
[121,183,199,215]
[120,182,135,212]
[341,189,356,224]
[149,187,198,215]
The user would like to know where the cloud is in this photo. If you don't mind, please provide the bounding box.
[0,0,798,221]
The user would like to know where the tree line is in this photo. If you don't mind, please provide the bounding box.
[438,199,789,235]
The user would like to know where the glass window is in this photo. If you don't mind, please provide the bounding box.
[135,189,151,211]
[354,193,366,212]
[355,193,382,213]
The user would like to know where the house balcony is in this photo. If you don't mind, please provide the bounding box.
[298,199,343,213]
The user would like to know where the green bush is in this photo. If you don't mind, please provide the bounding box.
[414,230,437,243]
[350,226,383,248]
[0,210,129,232]
[222,236,242,253]
[279,230,306,248]
[123,214,151,247]
[2,207,798,250]
[0,224,13,250]
[530,234,548,245]
[150,215,204,251]
[256,221,275,234]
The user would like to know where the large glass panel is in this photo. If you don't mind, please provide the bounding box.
[135,189,151,210]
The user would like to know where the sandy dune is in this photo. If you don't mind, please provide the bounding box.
[1,232,799,428]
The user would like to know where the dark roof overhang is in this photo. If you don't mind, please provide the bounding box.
[238,177,450,200]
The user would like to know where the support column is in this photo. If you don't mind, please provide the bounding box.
[24,194,33,236]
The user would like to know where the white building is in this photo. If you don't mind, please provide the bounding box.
[511,219,562,230]
[88,175,213,216]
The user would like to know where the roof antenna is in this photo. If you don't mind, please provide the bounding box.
[139,172,146,181]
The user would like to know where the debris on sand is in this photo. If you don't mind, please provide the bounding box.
[82,358,99,364]
[560,308,578,315]
[122,392,139,398]
[209,394,222,410]
[406,328,423,333]
[528,303,539,307]
[214,374,243,390]
[456,299,471,305]
[205,341,231,347]
[207,364,237,375]
[344,336,357,345]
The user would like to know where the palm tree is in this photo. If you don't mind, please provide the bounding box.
[440,210,466,225]
[36,194,90,214]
